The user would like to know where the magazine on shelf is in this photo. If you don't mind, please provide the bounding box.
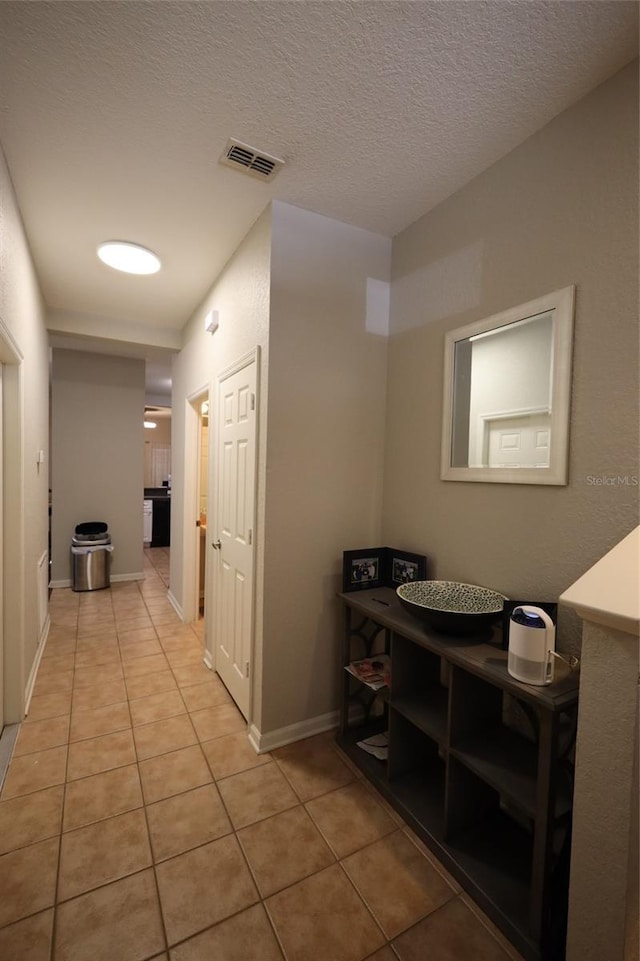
[345,654,391,691]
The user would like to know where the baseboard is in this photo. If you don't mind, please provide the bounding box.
[248,710,339,755]
[166,591,184,620]
[24,614,50,715]
[40,613,51,649]
[203,648,214,670]
[49,572,145,590]
[0,724,20,793]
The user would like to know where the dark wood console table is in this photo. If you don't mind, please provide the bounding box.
[337,587,579,961]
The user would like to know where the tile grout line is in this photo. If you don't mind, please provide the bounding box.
[4,576,517,961]
[133,568,237,958]
[3,633,371,951]
[135,565,292,958]
[122,576,172,960]
[36,580,167,958]
[50,590,80,961]
[268,740,399,954]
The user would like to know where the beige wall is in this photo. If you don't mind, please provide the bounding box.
[51,349,145,582]
[170,206,271,721]
[171,202,390,738]
[0,145,50,721]
[383,62,639,653]
[262,202,391,733]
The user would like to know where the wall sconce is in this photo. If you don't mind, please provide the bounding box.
[205,309,219,334]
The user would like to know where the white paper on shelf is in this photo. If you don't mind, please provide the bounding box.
[356,732,389,761]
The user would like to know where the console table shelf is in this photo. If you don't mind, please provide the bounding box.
[337,586,579,961]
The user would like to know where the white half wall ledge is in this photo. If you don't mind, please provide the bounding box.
[562,525,639,961]
[559,526,640,636]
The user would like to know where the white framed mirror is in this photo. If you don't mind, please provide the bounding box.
[441,286,575,485]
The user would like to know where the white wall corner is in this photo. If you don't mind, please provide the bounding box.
[166,590,184,621]
[248,711,339,755]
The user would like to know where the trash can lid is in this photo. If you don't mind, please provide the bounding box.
[71,544,114,554]
[75,522,108,536]
[72,534,111,546]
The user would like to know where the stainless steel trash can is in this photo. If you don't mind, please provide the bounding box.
[71,544,113,591]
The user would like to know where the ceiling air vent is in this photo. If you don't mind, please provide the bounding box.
[219,139,284,182]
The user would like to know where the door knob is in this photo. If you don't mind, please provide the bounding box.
[212,539,222,550]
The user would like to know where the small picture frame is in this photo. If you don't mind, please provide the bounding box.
[386,548,428,586]
[342,548,385,592]
[501,600,558,650]
[342,547,428,593]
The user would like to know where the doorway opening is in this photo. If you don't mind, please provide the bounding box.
[197,399,209,619]
[183,387,209,626]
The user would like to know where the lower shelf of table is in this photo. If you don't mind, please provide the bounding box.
[336,725,543,961]
[337,719,389,785]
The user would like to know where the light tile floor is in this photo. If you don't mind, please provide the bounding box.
[0,549,523,961]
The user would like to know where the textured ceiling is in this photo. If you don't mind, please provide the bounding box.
[0,1,637,337]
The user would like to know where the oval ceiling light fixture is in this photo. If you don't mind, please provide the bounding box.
[97,241,161,275]
[144,421,157,429]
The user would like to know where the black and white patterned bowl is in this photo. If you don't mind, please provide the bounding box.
[396,580,507,637]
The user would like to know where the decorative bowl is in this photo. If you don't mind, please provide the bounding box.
[396,580,507,637]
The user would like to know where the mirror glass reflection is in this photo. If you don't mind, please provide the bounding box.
[451,311,554,469]
[441,286,574,485]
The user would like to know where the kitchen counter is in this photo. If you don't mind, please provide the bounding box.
[144,487,171,500]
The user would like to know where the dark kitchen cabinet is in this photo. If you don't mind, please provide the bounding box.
[150,496,170,547]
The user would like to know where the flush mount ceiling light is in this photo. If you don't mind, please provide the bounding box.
[97,241,161,275]
[144,421,157,429]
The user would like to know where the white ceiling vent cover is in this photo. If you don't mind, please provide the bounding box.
[219,139,284,182]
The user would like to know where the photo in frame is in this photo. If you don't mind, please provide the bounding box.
[386,548,428,586]
[342,547,428,593]
[501,600,558,651]
[342,548,385,592]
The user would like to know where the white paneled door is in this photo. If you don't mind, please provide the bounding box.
[213,353,257,720]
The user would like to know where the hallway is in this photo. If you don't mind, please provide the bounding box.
[144,546,170,589]
[0,558,520,961]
